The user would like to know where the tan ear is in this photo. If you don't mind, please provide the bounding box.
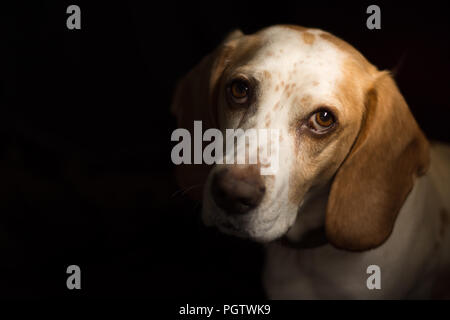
[325,72,430,251]
[171,30,244,200]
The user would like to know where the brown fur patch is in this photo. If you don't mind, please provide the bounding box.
[223,35,263,70]
[263,70,272,80]
[333,59,369,120]
[300,95,312,105]
[302,32,315,45]
[325,71,430,251]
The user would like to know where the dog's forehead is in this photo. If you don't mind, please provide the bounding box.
[246,27,348,98]
[227,25,377,115]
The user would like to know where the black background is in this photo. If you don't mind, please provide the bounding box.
[1,1,449,298]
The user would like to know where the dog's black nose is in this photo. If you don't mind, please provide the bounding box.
[211,165,266,215]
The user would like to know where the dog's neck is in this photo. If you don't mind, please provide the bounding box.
[281,182,331,249]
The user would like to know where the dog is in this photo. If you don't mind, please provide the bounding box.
[171,25,450,299]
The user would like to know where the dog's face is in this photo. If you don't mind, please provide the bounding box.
[172,25,429,250]
[202,26,370,241]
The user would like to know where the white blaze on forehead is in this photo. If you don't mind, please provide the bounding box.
[216,26,349,212]
[240,27,348,210]
[250,26,347,109]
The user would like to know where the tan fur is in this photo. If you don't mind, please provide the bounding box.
[326,72,430,250]
[302,32,315,45]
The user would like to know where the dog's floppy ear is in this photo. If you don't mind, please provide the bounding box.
[325,72,430,251]
[171,30,244,200]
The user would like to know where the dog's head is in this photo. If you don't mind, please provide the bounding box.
[171,25,429,251]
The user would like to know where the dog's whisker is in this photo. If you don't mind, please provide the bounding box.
[180,184,204,196]
[170,184,204,198]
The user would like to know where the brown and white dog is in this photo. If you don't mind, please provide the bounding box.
[171,25,450,299]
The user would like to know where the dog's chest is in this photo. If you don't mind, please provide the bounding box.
[262,173,446,299]
[262,241,438,299]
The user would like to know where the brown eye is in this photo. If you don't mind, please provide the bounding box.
[315,111,334,127]
[228,79,250,104]
[308,109,336,132]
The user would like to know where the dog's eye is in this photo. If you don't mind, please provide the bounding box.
[228,79,250,104]
[315,111,334,127]
[309,110,336,132]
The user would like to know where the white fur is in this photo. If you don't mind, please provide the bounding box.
[263,144,450,299]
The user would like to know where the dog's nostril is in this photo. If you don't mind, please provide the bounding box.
[211,167,265,215]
